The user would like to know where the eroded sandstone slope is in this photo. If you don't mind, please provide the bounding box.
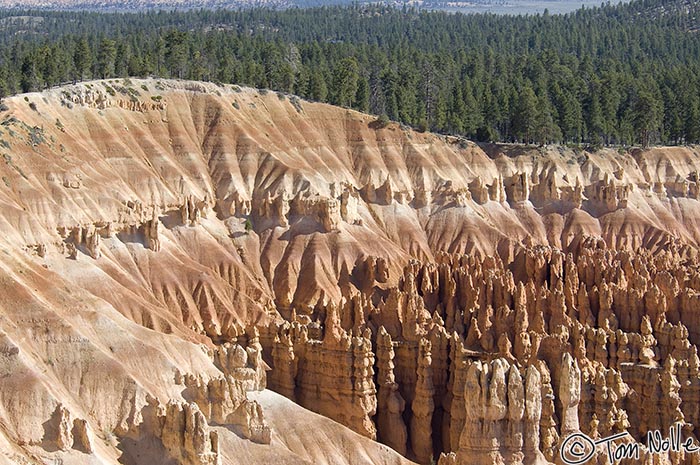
[1,78,700,464]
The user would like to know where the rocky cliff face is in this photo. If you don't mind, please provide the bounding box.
[2,78,700,464]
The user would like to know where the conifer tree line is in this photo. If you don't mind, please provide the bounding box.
[0,0,699,146]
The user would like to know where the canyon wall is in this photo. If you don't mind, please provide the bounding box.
[1,79,700,464]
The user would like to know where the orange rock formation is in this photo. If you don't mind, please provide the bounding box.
[1,78,700,464]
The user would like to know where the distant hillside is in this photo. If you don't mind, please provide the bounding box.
[0,0,291,10]
[0,0,625,13]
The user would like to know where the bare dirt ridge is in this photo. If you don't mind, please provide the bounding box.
[0,78,699,464]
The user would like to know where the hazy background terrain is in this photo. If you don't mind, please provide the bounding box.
[0,0,628,15]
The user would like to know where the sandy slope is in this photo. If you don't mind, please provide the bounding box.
[237,390,412,465]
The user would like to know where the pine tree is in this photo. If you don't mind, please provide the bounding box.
[461,80,482,137]
[685,95,700,144]
[154,36,166,77]
[309,70,328,102]
[97,38,117,79]
[354,75,370,113]
[277,62,295,94]
[534,93,562,145]
[444,85,462,134]
[631,89,663,147]
[115,42,131,78]
[20,53,41,93]
[513,84,538,143]
[163,30,188,79]
[331,57,360,108]
[586,84,605,145]
[433,90,449,132]
[74,38,92,81]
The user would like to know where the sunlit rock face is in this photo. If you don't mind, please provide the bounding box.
[2,78,700,464]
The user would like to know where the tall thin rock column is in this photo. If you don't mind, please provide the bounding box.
[411,338,435,464]
[352,330,378,439]
[376,326,408,455]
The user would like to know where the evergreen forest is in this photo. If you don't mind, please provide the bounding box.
[0,0,698,146]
